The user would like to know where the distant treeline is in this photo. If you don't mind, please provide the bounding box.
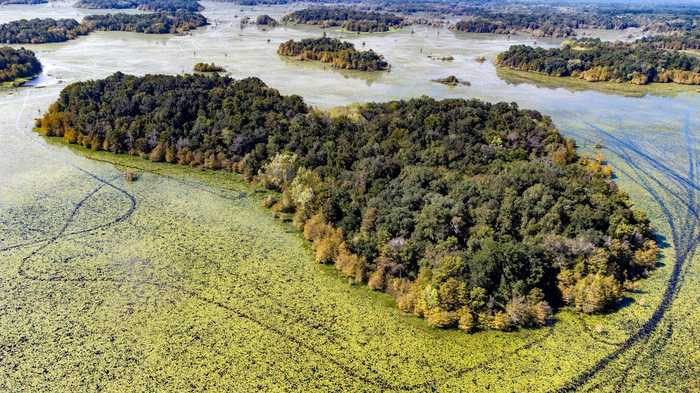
[282,6,404,32]
[640,30,700,51]
[0,46,41,83]
[0,14,207,44]
[451,11,639,38]
[82,11,207,34]
[496,38,700,85]
[278,37,389,71]
[37,73,657,332]
[0,18,88,44]
[75,0,202,12]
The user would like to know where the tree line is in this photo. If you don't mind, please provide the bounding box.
[0,46,41,83]
[639,30,700,51]
[75,0,202,12]
[0,18,88,44]
[0,13,207,44]
[278,37,389,71]
[450,11,640,38]
[36,72,658,332]
[282,6,405,33]
[82,11,207,34]
[496,38,700,85]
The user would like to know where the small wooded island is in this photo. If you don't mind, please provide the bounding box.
[255,14,278,27]
[282,6,405,32]
[496,38,700,85]
[0,46,41,85]
[193,62,225,72]
[432,75,469,86]
[36,72,658,332]
[0,13,207,44]
[278,37,389,71]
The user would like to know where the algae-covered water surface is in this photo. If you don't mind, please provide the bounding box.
[0,2,699,392]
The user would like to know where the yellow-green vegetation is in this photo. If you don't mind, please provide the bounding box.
[1,137,696,391]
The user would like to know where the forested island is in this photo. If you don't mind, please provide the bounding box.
[82,11,207,34]
[255,14,278,26]
[0,18,87,44]
[0,46,41,84]
[0,13,207,44]
[282,6,405,32]
[36,72,658,332]
[193,62,225,72]
[451,11,639,38]
[432,75,469,86]
[278,37,389,71]
[496,38,700,85]
[75,0,202,12]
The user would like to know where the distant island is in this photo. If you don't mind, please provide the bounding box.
[451,11,639,38]
[0,13,207,44]
[282,6,405,33]
[36,72,657,332]
[496,38,700,85]
[255,14,278,26]
[75,0,202,12]
[82,11,207,34]
[0,18,88,44]
[193,62,225,72]
[432,75,469,86]
[278,37,389,71]
[0,46,41,85]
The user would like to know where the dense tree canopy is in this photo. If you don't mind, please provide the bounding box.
[640,30,700,51]
[37,73,657,331]
[0,46,41,83]
[82,11,207,34]
[0,13,207,44]
[193,62,225,72]
[278,37,389,71]
[0,18,88,44]
[451,11,640,38]
[75,0,202,12]
[496,38,700,85]
[282,6,404,32]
